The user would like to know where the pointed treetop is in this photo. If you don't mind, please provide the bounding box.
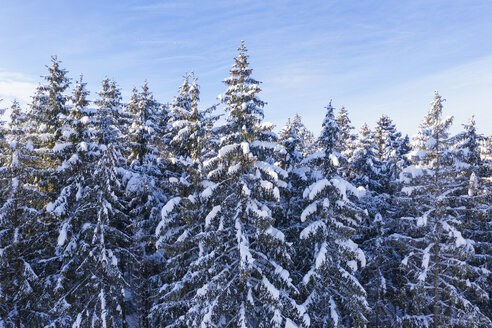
[239,40,247,52]
[96,77,122,109]
[320,100,341,153]
[72,74,90,110]
[359,122,371,136]
[420,90,453,135]
[44,55,70,93]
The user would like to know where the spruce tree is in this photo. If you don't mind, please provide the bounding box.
[395,92,490,327]
[124,82,167,327]
[277,115,312,290]
[373,115,404,192]
[349,123,384,192]
[298,102,369,328]
[451,117,491,319]
[152,73,219,327]
[13,56,74,325]
[0,101,47,326]
[164,41,302,327]
[335,106,356,155]
[48,77,129,327]
[352,123,401,327]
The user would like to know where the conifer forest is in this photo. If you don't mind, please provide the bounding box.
[0,43,491,328]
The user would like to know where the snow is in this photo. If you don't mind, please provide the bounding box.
[262,277,280,300]
[205,206,221,228]
[247,288,254,305]
[218,143,239,158]
[418,244,433,281]
[57,222,69,246]
[81,116,90,125]
[53,142,71,153]
[250,140,280,151]
[24,261,38,280]
[255,161,279,180]
[416,213,428,227]
[196,283,208,296]
[300,220,326,239]
[228,163,241,174]
[337,239,366,269]
[402,252,414,266]
[260,180,280,200]
[399,165,425,183]
[25,140,34,151]
[442,221,467,247]
[302,151,324,164]
[265,226,285,242]
[329,153,339,167]
[236,218,254,268]
[357,249,366,268]
[11,151,19,167]
[322,198,330,209]
[331,176,363,200]
[300,201,318,222]
[285,318,298,328]
[126,174,144,193]
[468,172,478,196]
[242,183,251,196]
[272,261,293,286]
[329,297,339,326]
[425,137,436,149]
[401,186,415,196]
[156,197,181,236]
[304,178,330,200]
[201,183,217,199]
[99,289,107,328]
[75,183,83,201]
[72,313,82,328]
[240,141,250,155]
[272,309,282,326]
[247,201,269,219]
[421,244,431,269]
[315,242,328,269]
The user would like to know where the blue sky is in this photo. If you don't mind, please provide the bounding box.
[1,0,491,136]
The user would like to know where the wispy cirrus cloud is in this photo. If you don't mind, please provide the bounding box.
[0,72,36,107]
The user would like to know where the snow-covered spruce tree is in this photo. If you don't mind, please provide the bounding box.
[77,78,129,327]
[394,92,490,327]
[349,123,384,192]
[95,78,124,146]
[151,73,220,327]
[6,56,75,325]
[124,82,167,327]
[451,117,491,319]
[285,113,317,157]
[47,77,129,327]
[373,114,405,193]
[335,106,356,156]
[298,102,369,328]
[0,101,49,326]
[164,42,302,327]
[41,76,114,326]
[350,124,400,327]
[277,115,312,287]
[26,55,71,203]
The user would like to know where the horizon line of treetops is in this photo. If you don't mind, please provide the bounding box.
[0,41,490,328]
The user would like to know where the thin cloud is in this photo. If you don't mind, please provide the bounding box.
[0,72,36,106]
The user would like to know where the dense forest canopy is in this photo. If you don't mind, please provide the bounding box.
[0,43,490,328]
